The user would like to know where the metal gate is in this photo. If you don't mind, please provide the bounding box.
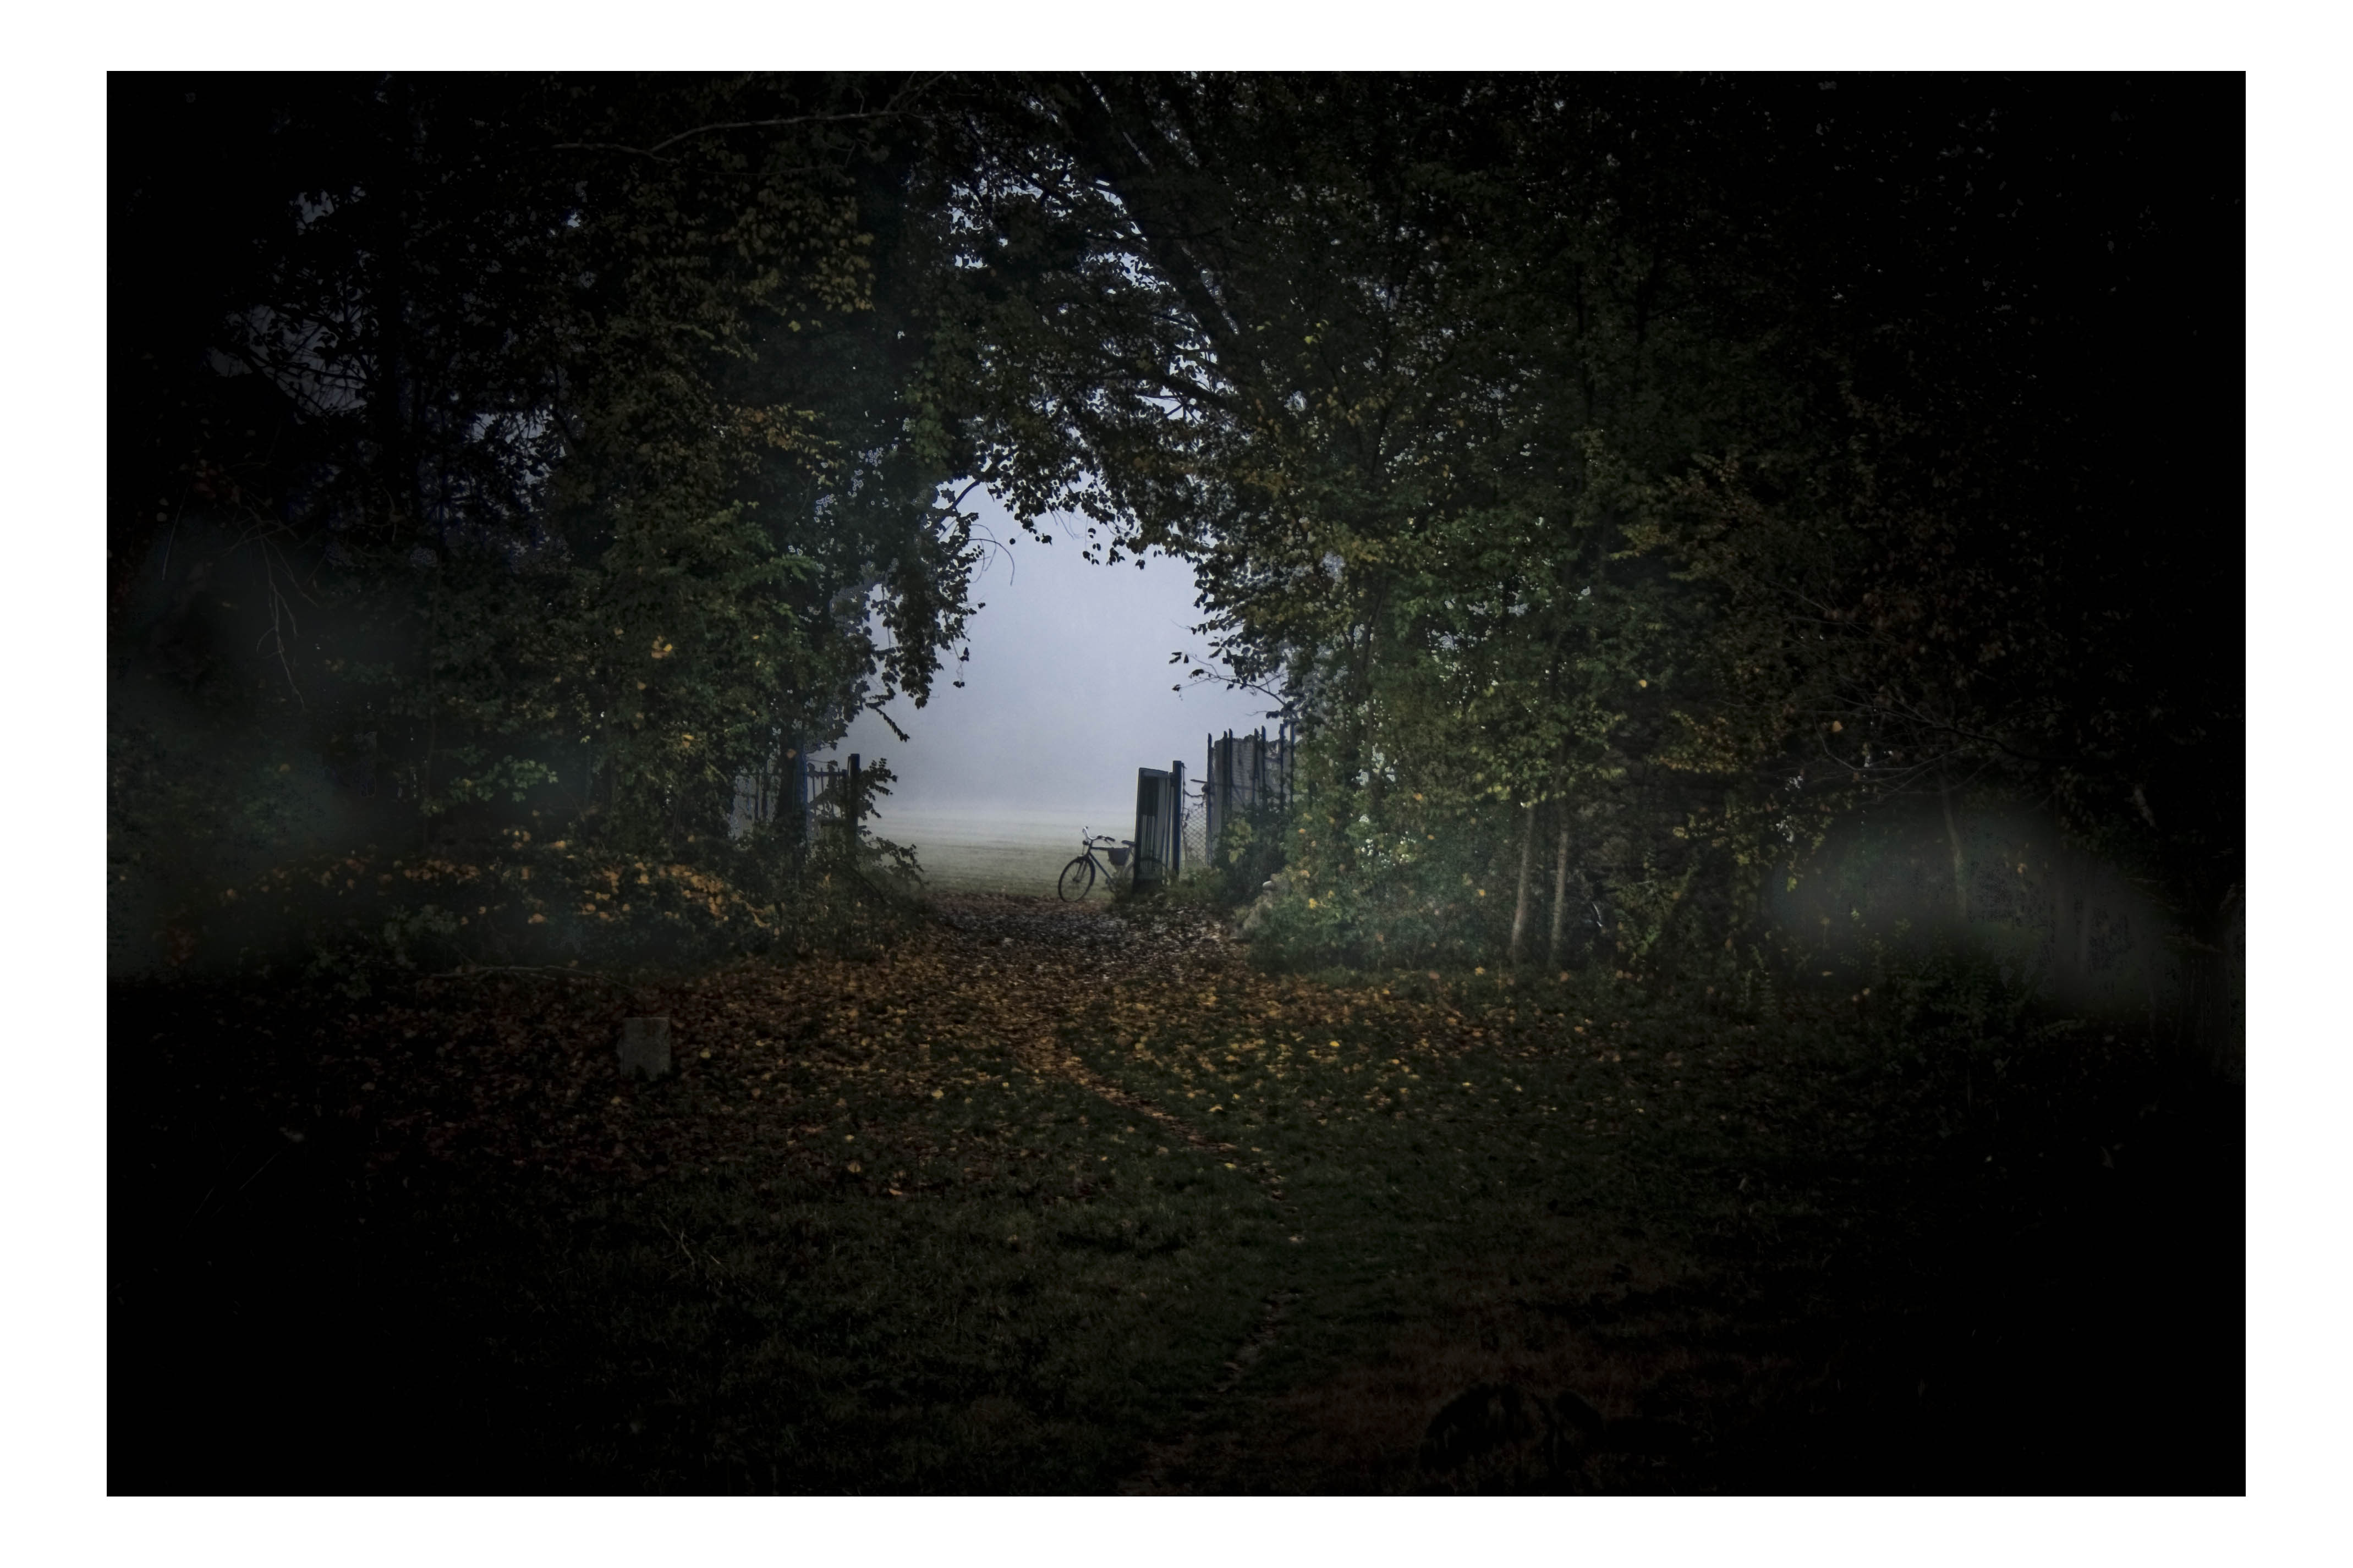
[1204,724,1293,854]
[728,750,863,851]
[1132,760,1186,892]
[799,756,860,848]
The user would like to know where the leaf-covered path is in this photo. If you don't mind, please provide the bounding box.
[116,894,2242,1493]
[307,895,1372,1188]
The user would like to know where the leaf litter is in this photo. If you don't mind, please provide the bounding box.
[146,890,2234,1492]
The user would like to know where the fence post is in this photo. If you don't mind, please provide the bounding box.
[1134,766,1171,894]
[1171,760,1186,882]
[1205,732,1216,859]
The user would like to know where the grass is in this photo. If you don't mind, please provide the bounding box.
[862,809,1126,899]
[109,895,2242,1494]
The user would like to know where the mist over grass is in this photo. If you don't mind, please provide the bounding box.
[877,810,1100,899]
[814,500,1274,823]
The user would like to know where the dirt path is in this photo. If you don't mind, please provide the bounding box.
[216,896,1812,1491]
[129,891,2244,1493]
[298,890,1449,1202]
[933,899,1315,1491]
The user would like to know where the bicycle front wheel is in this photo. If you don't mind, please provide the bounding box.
[1057,855,1096,902]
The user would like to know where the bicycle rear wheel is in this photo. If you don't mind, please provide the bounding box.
[1057,855,1096,901]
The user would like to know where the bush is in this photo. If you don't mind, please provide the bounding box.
[127,815,931,1001]
[1199,804,1296,910]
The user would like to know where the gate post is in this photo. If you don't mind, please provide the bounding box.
[1171,760,1186,882]
[1133,766,1171,894]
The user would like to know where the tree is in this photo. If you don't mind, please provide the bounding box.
[109,73,980,972]
[937,71,2240,1059]
[939,76,1788,969]
[1618,75,2244,1061]
[113,71,2241,1059]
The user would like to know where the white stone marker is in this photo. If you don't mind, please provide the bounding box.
[618,1016,672,1081]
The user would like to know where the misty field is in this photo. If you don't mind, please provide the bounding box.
[111,893,2240,1494]
[873,810,1117,900]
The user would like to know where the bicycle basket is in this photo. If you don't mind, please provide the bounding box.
[1106,845,1131,870]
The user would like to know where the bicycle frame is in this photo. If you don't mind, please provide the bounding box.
[1059,829,1136,900]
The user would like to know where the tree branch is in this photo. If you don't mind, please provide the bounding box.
[551,79,945,161]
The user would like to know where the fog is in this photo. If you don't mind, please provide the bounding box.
[813,491,1274,857]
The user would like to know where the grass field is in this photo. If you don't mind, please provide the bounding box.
[110,894,2243,1493]
[871,808,1120,899]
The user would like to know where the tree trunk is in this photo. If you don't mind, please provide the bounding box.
[1548,818,1572,970]
[2074,852,2095,984]
[2047,848,2077,1003]
[1939,775,1969,924]
[1509,802,1537,967]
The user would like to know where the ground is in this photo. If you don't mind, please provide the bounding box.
[109,893,2243,1494]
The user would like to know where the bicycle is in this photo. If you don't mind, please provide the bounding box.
[1057,829,1135,901]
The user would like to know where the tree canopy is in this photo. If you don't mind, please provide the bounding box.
[929,73,2241,1056]
[111,73,2241,1058]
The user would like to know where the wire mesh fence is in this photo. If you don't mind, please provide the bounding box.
[1180,786,1211,877]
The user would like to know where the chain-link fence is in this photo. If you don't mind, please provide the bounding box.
[1180,784,1211,877]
